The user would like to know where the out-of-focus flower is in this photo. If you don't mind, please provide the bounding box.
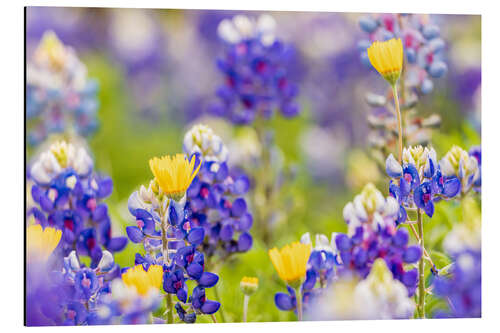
[269,241,312,286]
[240,276,259,295]
[433,249,481,318]
[183,124,229,163]
[367,38,403,85]
[336,183,421,295]
[30,140,93,184]
[439,145,480,195]
[359,13,448,95]
[122,264,163,296]
[307,259,415,320]
[443,197,481,258]
[27,224,62,262]
[28,140,127,266]
[149,154,201,201]
[210,14,300,124]
[346,150,381,190]
[27,31,99,145]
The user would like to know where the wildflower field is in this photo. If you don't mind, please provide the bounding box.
[25,7,481,325]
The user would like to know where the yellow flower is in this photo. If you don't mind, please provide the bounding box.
[122,264,163,296]
[367,38,404,85]
[240,276,259,295]
[149,154,201,201]
[269,242,312,286]
[27,224,62,262]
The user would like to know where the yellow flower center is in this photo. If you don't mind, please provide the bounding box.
[149,154,201,201]
[122,264,163,296]
[367,38,404,85]
[27,224,62,262]
[269,241,312,286]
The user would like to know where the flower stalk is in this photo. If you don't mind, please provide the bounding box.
[242,294,250,322]
[417,208,426,318]
[392,84,403,164]
[295,286,303,321]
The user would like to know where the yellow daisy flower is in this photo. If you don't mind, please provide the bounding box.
[269,241,312,286]
[122,264,163,296]
[27,224,62,262]
[149,154,201,201]
[367,38,404,85]
[240,276,259,295]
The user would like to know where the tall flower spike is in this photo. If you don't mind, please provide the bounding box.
[149,154,201,201]
[367,38,404,86]
[269,242,312,287]
[27,224,62,262]
[122,264,163,296]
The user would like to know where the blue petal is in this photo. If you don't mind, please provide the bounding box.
[126,226,144,243]
[386,154,403,178]
[187,227,205,245]
[231,198,247,217]
[107,237,127,251]
[442,177,461,198]
[403,245,422,263]
[275,292,294,311]
[177,287,188,303]
[200,300,220,314]
[219,224,234,241]
[237,232,253,252]
[393,229,409,247]
[198,272,219,288]
[186,263,203,280]
[302,269,317,291]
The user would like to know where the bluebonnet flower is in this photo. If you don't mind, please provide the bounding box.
[336,183,421,296]
[126,149,222,323]
[439,145,480,195]
[433,249,481,318]
[359,13,447,95]
[89,270,162,325]
[209,14,300,124]
[306,259,416,320]
[183,125,253,259]
[26,31,99,146]
[26,245,120,326]
[386,146,461,218]
[28,140,127,267]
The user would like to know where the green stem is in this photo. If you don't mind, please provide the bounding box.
[392,84,403,164]
[295,286,303,321]
[213,283,226,323]
[417,209,426,318]
[166,293,174,324]
[242,295,250,322]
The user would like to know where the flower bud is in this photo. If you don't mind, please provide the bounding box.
[240,276,259,296]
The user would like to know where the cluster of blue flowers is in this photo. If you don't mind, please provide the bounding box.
[334,183,422,296]
[359,13,447,95]
[126,192,222,322]
[433,249,481,318]
[27,31,99,146]
[26,249,118,325]
[28,141,127,267]
[209,15,300,124]
[183,125,253,259]
[386,146,462,219]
